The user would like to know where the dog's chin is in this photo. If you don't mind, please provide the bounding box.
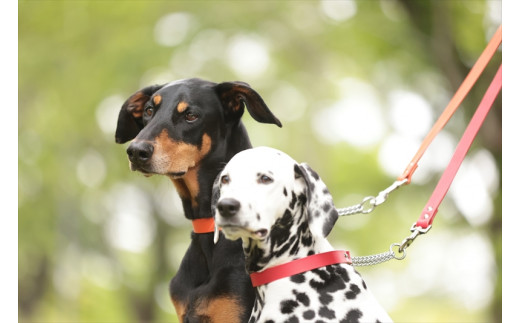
[129,163,155,177]
[167,171,187,179]
[129,163,187,179]
[220,225,269,241]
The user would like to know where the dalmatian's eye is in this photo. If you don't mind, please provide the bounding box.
[258,175,273,184]
[221,175,230,185]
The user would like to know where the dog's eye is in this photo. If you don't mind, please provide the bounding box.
[185,112,198,123]
[221,175,230,185]
[144,106,154,117]
[258,175,273,184]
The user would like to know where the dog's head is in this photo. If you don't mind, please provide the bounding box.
[214,147,338,244]
[115,78,281,178]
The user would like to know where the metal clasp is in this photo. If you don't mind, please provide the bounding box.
[360,196,376,214]
[337,179,408,217]
[373,179,408,207]
[398,223,432,253]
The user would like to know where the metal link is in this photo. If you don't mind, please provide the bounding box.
[352,249,397,267]
[351,243,406,267]
[338,180,431,267]
[398,224,432,253]
[337,179,408,216]
[351,224,431,267]
[337,196,374,216]
[373,179,408,207]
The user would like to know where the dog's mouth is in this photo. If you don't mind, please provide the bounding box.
[129,163,154,177]
[167,171,187,179]
[219,225,269,240]
[129,163,187,178]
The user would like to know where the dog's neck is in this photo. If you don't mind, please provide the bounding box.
[243,203,323,274]
[170,167,201,219]
[172,122,252,221]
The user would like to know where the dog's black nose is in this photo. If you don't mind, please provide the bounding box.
[217,198,241,218]
[127,141,154,166]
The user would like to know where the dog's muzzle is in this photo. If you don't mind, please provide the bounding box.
[126,140,155,172]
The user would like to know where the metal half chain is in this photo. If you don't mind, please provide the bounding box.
[336,179,408,216]
[334,179,434,267]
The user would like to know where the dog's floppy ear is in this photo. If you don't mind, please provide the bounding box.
[211,171,223,244]
[214,81,282,127]
[295,163,338,237]
[115,84,165,143]
[210,171,222,219]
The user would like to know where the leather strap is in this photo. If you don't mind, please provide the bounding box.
[398,25,502,183]
[416,64,502,229]
[250,250,352,287]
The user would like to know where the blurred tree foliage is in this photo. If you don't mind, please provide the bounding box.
[19,1,501,322]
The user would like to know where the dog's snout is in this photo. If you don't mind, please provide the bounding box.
[127,141,154,165]
[217,198,241,218]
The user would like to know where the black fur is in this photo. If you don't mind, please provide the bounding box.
[115,78,281,322]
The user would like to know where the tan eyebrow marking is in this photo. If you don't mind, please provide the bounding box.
[177,101,189,113]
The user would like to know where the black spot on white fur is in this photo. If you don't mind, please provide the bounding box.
[293,290,310,306]
[218,147,392,322]
[319,306,335,319]
[341,309,363,323]
[290,274,306,284]
[280,299,299,314]
[345,284,361,300]
[303,310,315,320]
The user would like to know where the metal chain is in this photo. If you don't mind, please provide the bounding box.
[336,179,432,267]
[350,225,432,267]
[351,243,405,267]
[336,197,372,216]
[337,179,408,217]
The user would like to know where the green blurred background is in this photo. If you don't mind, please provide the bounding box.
[19,0,502,322]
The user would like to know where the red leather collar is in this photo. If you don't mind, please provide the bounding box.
[250,250,352,287]
[192,218,217,234]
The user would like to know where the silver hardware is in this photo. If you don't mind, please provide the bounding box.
[338,179,408,216]
[351,223,432,267]
[398,223,432,253]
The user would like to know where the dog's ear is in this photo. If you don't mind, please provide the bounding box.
[115,84,165,143]
[294,163,338,237]
[214,82,282,127]
[210,171,222,219]
[211,171,223,244]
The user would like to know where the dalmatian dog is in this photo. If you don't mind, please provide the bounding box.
[213,146,392,323]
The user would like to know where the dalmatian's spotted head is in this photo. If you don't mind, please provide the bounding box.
[213,147,338,270]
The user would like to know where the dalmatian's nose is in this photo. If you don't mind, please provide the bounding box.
[217,198,241,218]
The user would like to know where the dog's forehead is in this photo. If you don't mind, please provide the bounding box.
[225,147,296,176]
[156,78,217,101]
[162,78,215,90]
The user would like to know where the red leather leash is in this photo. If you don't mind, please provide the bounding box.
[415,64,502,230]
[250,250,352,287]
[345,27,502,264]
[338,25,502,218]
[393,63,502,256]
[398,25,502,184]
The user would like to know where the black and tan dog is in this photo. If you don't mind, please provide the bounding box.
[115,78,281,322]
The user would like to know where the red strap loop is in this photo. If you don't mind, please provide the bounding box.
[250,250,352,287]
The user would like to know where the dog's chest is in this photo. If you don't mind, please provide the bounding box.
[250,264,391,323]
